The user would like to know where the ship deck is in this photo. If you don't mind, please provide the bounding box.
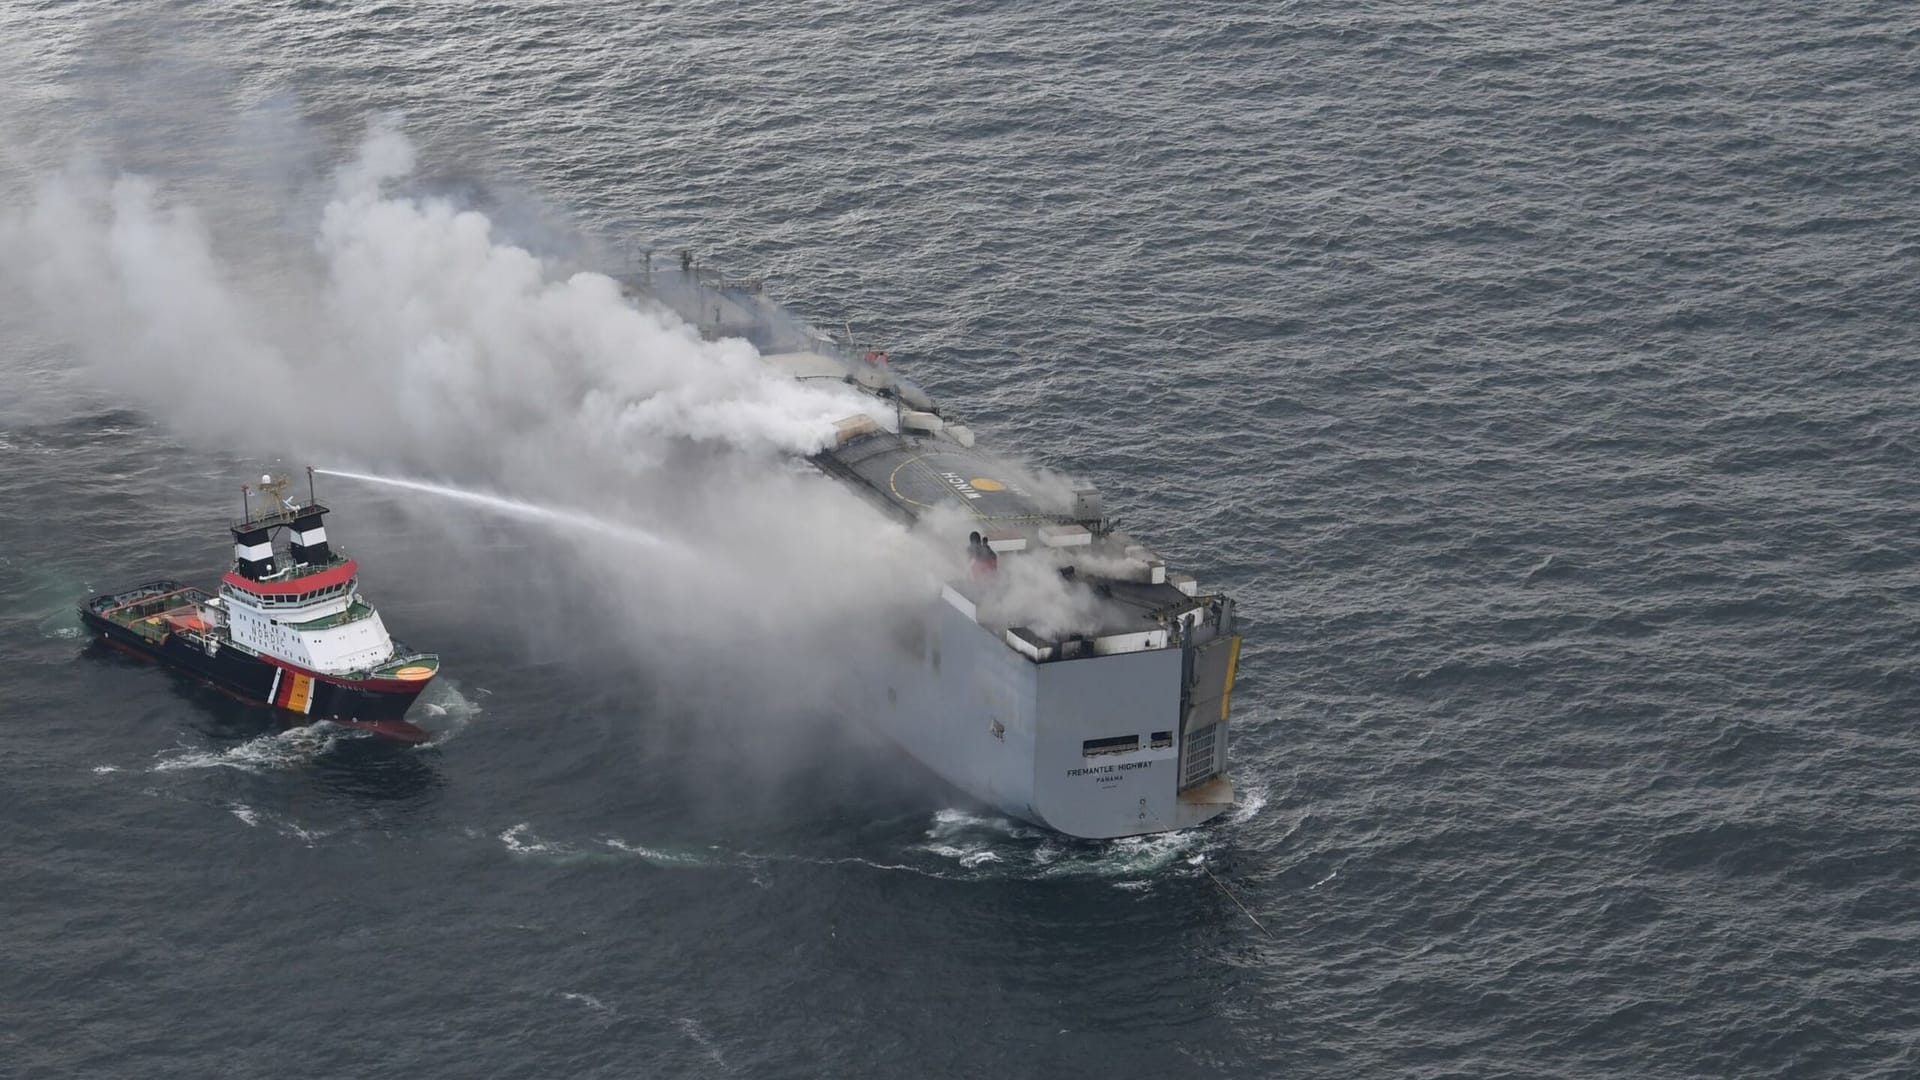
[85,581,216,645]
[619,260,1223,643]
[819,432,1061,526]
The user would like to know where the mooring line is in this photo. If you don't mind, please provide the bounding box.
[1201,858,1276,940]
[1142,801,1275,940]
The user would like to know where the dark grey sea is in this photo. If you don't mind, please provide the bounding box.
[3,2,1919,1077]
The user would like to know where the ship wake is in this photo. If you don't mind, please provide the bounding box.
[487,811,1242,890]
[147,722,369,773]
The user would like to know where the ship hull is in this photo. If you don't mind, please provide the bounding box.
[865,590,1237,840]
[80,608,433,744]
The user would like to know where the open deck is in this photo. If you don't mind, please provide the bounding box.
[85,581,217,645]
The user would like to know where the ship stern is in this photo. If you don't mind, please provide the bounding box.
[1024,627,1240,839]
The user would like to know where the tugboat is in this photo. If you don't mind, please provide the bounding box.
[79,469,441,744]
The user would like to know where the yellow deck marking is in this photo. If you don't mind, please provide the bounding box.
[969,477,1006,492]
[887,454,989,518]
[887,454,933,508]
[392,665,435,681]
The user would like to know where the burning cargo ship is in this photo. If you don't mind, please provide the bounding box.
[623,254,1241,838]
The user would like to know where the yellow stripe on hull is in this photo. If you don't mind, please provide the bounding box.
[1219,634,1242,723]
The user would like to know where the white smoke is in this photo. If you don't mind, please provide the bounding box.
[2,120,890,482]
[0,121,950,743]
[0,116,1141,796]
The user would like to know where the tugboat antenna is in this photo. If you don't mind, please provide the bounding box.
[306,465,317,506]
[241,483,250,521]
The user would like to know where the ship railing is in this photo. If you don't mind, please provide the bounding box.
[699,271,765,293]
[342,649,438,682]
[100,587,200,621]
[233,553,353,587]
[231,501,331,530]
[283,599,374,631]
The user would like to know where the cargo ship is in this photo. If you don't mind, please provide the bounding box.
[620,253,1242,838]
[79,471,441,744]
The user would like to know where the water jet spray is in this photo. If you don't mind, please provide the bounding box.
[314,467,671,551]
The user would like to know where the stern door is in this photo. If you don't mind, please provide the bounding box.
[1179,634,1240,789]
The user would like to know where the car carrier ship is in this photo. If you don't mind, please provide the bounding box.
[79,471,440,744]
[621,253,1242,839]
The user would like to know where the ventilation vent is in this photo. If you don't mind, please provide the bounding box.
[1183,724,1220,787]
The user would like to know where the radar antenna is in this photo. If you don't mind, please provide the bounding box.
[257,474,295,516]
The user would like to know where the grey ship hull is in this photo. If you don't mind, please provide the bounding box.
[866,586,1238,839]
[619,256,1240,838]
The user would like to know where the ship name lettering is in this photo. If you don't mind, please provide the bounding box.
[1068,760,1157,779]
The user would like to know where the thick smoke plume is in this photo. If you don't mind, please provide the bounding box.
[0,121,957,754]
[4,122,891,477]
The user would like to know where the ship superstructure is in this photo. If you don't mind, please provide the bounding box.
[80,472,440,743]
[620,254,1241,838]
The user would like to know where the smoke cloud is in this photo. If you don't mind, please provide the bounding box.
[0,119,958,763]
[4,121,892,478]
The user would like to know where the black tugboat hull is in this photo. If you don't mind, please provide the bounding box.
[79,606,433,744]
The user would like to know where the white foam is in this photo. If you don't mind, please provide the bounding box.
[919,842,1002,868]
[499,822,566,856]
[925,807,1039,842]
[559,991,614,1015]
[915,807,1209,881]
[673,1017,730,1071]
[150,723,354,773]
[1047,831,1209,880]
[282,822,328,846]
[229,803,261,827]
[601,837,710,867]
[414,680,482,748]
[1228,781,1270,825]
[805,856,964,881]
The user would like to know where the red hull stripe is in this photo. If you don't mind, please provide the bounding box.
[223,559,358,596]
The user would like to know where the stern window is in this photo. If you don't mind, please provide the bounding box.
[1083,735,1140,757]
